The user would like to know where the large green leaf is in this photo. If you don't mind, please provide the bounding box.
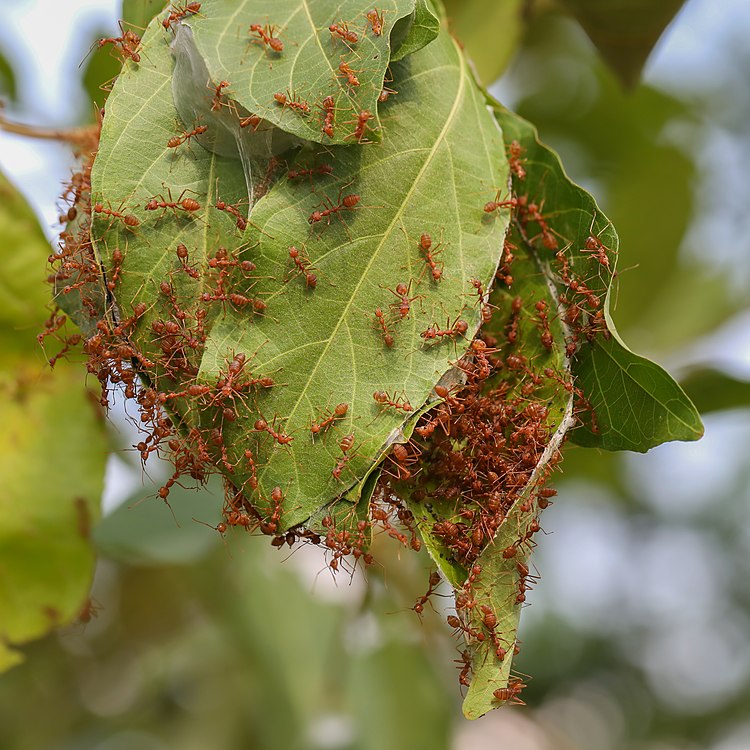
[182,0,438,145]
[493,105,703,451]
[91,8,510,530]
[0,171,106,672]
[559,0,688,88]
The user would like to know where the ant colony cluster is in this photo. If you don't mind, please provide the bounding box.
[42,1,615,710]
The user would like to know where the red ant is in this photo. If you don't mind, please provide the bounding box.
[332,432,355,480]
[347,110,373,142]
[388,280,421,320]
[162,3,201,30]
[308,190,361,227]
[418,232,444,281]
[456,649,472,688]
[412,571,441,618]
[248,23,284,53]
[329,21,359,45]
[287,245,318,288]
[493,677,526,705]
[215,197,248,230]
[259,485,284,534]
[254,416,293,445]
[582,213,611,270]
[507,139,527,180]
[484,191,517,214]
[373,307,394,347]
[211,80,231,111]
[378,86,397,102]
[468,278,495,324]
[93,200,139,228]
[274,91,311,115]
[287,162,333,190]
[239,114,261,129]
[365,9,384,36]
[421,318,469,342]
[373,390,412,412]
[337,59,361,87]
[97,22,141,63]
[311,402,348,436]
[479,604,508,659]
[167,123,207,151]
[447,614,485,643]
[319,95,337,139]
[144,187,201,219]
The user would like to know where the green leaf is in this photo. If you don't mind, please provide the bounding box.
[0,364,105,672]
[0,46,17,100]
[122,0,168,29]
[443,0,524,84]
[675,367,750,416]
[572,329,704,451]
[399,177,575,716]
[558,0,688,88]
[185,0,438,145]
[0,172,106,672]
[92,14,510,529]
[0,174,52,358]
[492,104,703,451]
[390,0,440,62]
[348,639,452,749]
[93,475,224,565]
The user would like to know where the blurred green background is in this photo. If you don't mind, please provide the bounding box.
[1,1,749,748]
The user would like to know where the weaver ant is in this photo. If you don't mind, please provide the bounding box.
[211,80,231,111]
[337,59,361,88]
[332,432,356,480]
[95,22,141,64]
[254,415,293,446]
[248,23,284,53]
[373,307,394,347]
[287,245,318,288]
[311,402,348,436]
[413,571,442,618]
[320,95,337,138]
[346,110,373,142]
[421,317,468,343]
[365,9,384,36]
[308,189,361,228]
[329,21,359,45]
[582,213,611,270]
[373,390,413,413]
[274,90,311,116]
[162,3,201,30]
[93,200,139,229]
[215,196,248,231]
[418,231,444,282]
[144,187,201,220]
[167,123,207,157]
[388,280,421,320]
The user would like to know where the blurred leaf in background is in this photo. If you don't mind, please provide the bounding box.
[558,0,688,88]
[0,170,106,671]
[443,0,526,84]
[0,46,17,101]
